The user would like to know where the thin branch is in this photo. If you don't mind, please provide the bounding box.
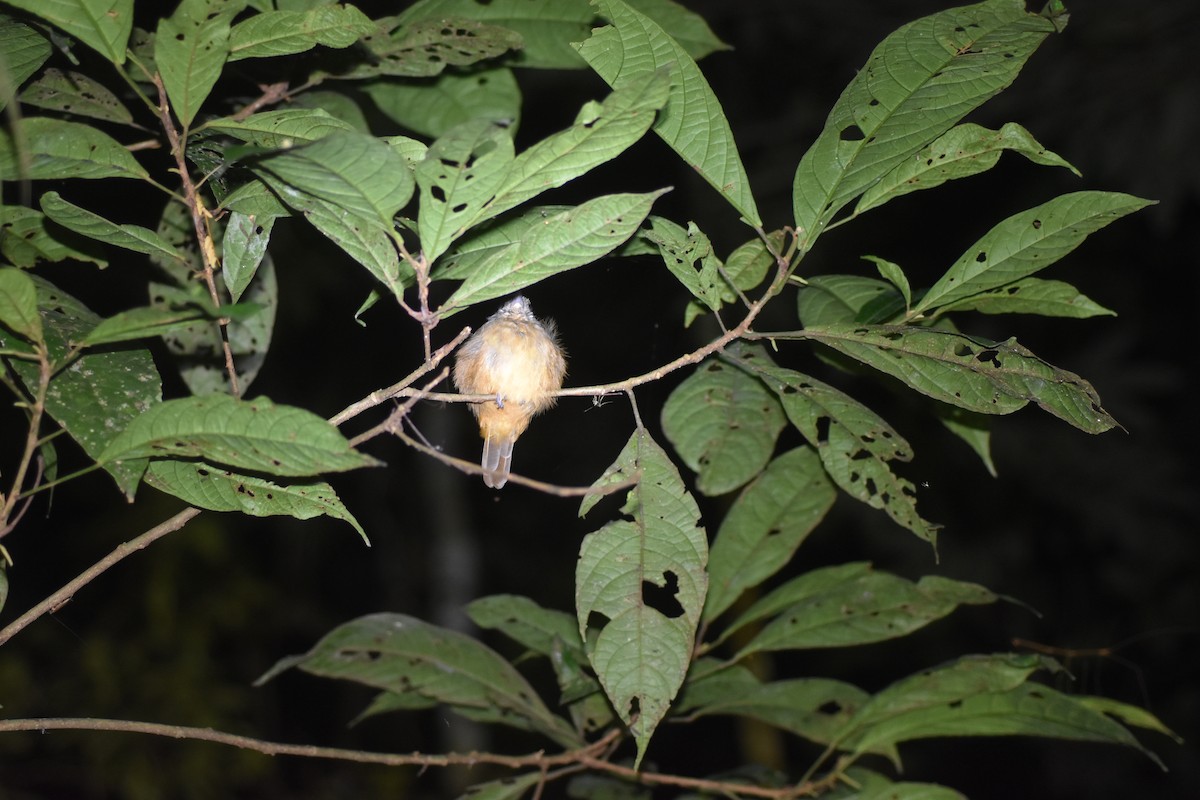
[0,508,201,647]
[0,345,51,539]
[349,368,449,448]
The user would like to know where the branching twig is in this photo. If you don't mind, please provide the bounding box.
[0,345,51,539]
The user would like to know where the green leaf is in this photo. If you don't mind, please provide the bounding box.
[442,190,664,312]
[436,204,571,281]
[576,0,760,225]
[473,69,670,226]
[0,205,107,267]
[793,0,1059,251]
[731,570,997,657]
[642,217,725,313]
[1,0,133,64]
[415,119,515,265]
[683,231,780,327]
[703,447,836,623]
[144,459,368,542]
[155,0,244,128]
[0,266,43,343]
[864,255,911,312]
[855,122,1080,216]
[802,323,1118,434]
[0,117,149,181]
[98,393,380,480]
[256,613,582,748]
[0,274,161,496]
[458,773,542,800]
[219,177,291,220]
[823,768,967,800]
[936,277,1115,318]
[77,303,214,347]
[577,428,709,768]
[290,89,371,133]
[935,404,997,478]
[725,344,939,545]
[1076,696,1182,744]
[914,192,1153,315]
[836,654,1163,768]
[363,67,522,140]
[0,15,52,112]
[40,192,188,266]
[17,68,136,126]
[228,4,374,61]
[797,275,905,327]
[467,594,585,662]
[660,358,786,496]
[680,664,869,748]
[221,210,273,302]
[203,108,357,147]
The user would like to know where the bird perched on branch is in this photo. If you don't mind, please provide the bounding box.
[453,296,567,489]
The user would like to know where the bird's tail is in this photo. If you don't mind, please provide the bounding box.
[482,435,516,489]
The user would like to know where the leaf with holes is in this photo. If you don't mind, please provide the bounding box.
[17,68,135,125]
[729,570,997,658]
[724,344,939,545]
[661,358,786,496]
[98,392,379,482]
[145,459,367,542]
[155,0,242,127]
[340,16,523,80]
[0,117,149,181]
[835,654,1163,769]
[792,0,1060,251]
[2,0,132,64]
[576,0,760,225]
[442,190,664,312]
[228,4,374,61]
[802,324,1118,434]
[415,119,516,265]
[913,191,1152,315]
[221,210,274,302]
[936,277,1115,319]
[0,274,161,496]
[703,447,836,623]
[577,428,708,768]
[40,192,189,267]
[642,216,725,314]
[684,231,780,327]
[364,67,522,140]
[0,205,107,268]
[256,613,581,748]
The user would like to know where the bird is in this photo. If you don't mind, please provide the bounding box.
[453,296,567,488]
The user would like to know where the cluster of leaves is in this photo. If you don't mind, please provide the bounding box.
[0,0,1177,798]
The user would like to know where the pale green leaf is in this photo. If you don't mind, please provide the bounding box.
[935,404,997,478]
[0,205,107,267]
[40,192,187,266]
[914,192,1153,315]
[17,68,135,125]
[856,122,1080,215]
[77,303,212,347]
[155,0,243,127]
[256,613,582,748]
[865,255,911,311]
[228,4,374,61]
[221,210,274,301]
[802,323,1118,434]
[797,275,905,327]
[364,67,522,139]
[683,231,780,327]
[793,0,1059,251]
[442,190,664,312]
[576,0,760,225]
[145,459,368,542]
[725,344,939,545]
[703,447,836,623]
[660,357,786,496]
[1076,696,1182,744]
[642,216,725,313]
[340,16,522,80]
[467,594,585,662]
[0,266,41,342]
[577,428,708,767]
[936,277,1115,318]
[289,89,371,133]
[435,204,571,281]
[219,176,291,220]
[0,117,149,181]
[203,108,357,147]
[98,392,379,479]
[1,0,132,64]
[0,15,52,112]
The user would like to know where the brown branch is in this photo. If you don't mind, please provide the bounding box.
[0,508,201,647]
[229,82,290,122]
[0,345,51,539]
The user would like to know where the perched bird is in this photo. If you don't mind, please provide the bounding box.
[453,296,567,488]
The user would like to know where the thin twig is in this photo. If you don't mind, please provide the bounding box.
[349,368,449,448]
[0,345,51,539]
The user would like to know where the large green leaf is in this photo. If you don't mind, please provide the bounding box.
[936,277,1115,319]
[1,0,132,64]
[228,4,374,61]
[0,266,42,343]
[145,459,367,541]
[335,16,522,80]
[256,613,582,748]
[0,15,52,112]
[17,68,136,126]
[40,192,188,266]
[797,274,905,327]
[913,192,1152,315]
[442,190,664,312]
[703,447,836,623]
[802,323,1118,434]
[576,0,760,225]
[0,274,161,496]
[0,117,149,181]
[98,393,380,480]
[792,0,1059,251]
[155,0,245,127]
[0,205,107,267]
[660,357,786,496]
[577,428,708,768]
[202,108,357,147]
[725,344,939,545]
[363,67,522,140]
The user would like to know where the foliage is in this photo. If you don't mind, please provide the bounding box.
[0,0,1177,798]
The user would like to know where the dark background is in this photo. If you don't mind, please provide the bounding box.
[1,1,1196,798]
